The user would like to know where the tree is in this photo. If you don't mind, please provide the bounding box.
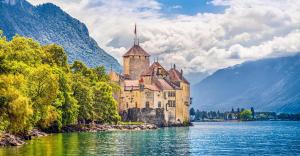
[42,44,68,67]
[27,65,60,129]
[93,82,120,124]
[190,108,196,116]
[94,66,109,82]
[0,31,122,134]
[72,73,94,124]
[0,75,33,134]
[194,110,200,120]
[251,107,255,119]
[239,110,253,121]
[57,72,78,126]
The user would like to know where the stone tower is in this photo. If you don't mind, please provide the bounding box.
[123,25,150,80]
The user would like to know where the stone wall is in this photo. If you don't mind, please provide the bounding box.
[120,108,166,127]
[128,56,150,80]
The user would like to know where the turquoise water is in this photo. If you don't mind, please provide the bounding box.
[0,121,300,155]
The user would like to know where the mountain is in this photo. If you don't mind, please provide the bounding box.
[0,0,121,72]
[192,54,300,113]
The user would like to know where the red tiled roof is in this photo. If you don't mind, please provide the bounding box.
[123,45,150,57]
[168,68,189,84]
[123,80,161,91]
[154,78,174,90]
[141,62,168,76]
[144,84,160,91]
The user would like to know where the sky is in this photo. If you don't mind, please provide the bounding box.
[27,0,300,84]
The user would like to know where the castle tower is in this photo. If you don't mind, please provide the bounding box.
[123,25,150,80]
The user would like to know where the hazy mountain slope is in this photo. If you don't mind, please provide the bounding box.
[192,54,300,113]
[0,0,121,72]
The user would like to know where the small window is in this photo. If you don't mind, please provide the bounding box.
[168,91,175,97]
[135,102,138,108]
[126,102,128,108]
[168,100,171,107]
[145,101,150,108]
[167,101,176,107]
[158,102,161,108]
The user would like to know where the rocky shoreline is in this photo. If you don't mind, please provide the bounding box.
[0,123,158,147]
[0,129,48,146]
[62,123,158,133]
[0,123,193,147]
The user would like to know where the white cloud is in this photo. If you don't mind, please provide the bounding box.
[27,0,300,77]
[172,5,182,9]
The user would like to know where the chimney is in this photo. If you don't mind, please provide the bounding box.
[180,69,183,79]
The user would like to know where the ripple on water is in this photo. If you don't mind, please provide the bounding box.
[0,121,300,156]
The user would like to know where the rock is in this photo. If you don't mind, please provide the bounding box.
[28,129,47,137]
[0,133,25,146]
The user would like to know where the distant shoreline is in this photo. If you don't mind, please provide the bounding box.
[192,119,300,122]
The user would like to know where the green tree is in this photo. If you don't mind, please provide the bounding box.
[0,75,33,134]
[72,74,94,124]
[42,44,67,67]
[56,72,78,126]
[93,82,120,124]
[239,110,253,121]
[251,107,255,119]
[0,31,122,134]
[190,108,196,116]
[27,65,60,129]
[94,66,109,82]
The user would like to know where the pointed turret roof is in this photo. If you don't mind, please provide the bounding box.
[123,24,150,57]
[123,45,150,57]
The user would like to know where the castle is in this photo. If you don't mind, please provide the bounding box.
[109,26,191,126]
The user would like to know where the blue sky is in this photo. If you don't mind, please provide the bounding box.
[157,0,226,15]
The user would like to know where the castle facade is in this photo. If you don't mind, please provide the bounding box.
[109,26,190,126]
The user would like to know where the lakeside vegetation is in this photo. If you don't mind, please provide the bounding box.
[0,31,121,135]
[190,107,300,122]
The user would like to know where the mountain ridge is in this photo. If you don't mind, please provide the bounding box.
[0,0,121,72]
[192,54,300,113]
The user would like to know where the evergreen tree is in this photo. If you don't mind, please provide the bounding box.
[251,107,255,119]
[190,108,196,116]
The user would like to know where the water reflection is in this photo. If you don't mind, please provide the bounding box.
[1,122,300,156]
[0,127,190,156]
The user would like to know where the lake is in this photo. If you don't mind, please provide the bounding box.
[0,121,299,156]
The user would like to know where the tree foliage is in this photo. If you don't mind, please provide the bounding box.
[190,108,196,116]
[239,110,253,121]
[0,32,120,134]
